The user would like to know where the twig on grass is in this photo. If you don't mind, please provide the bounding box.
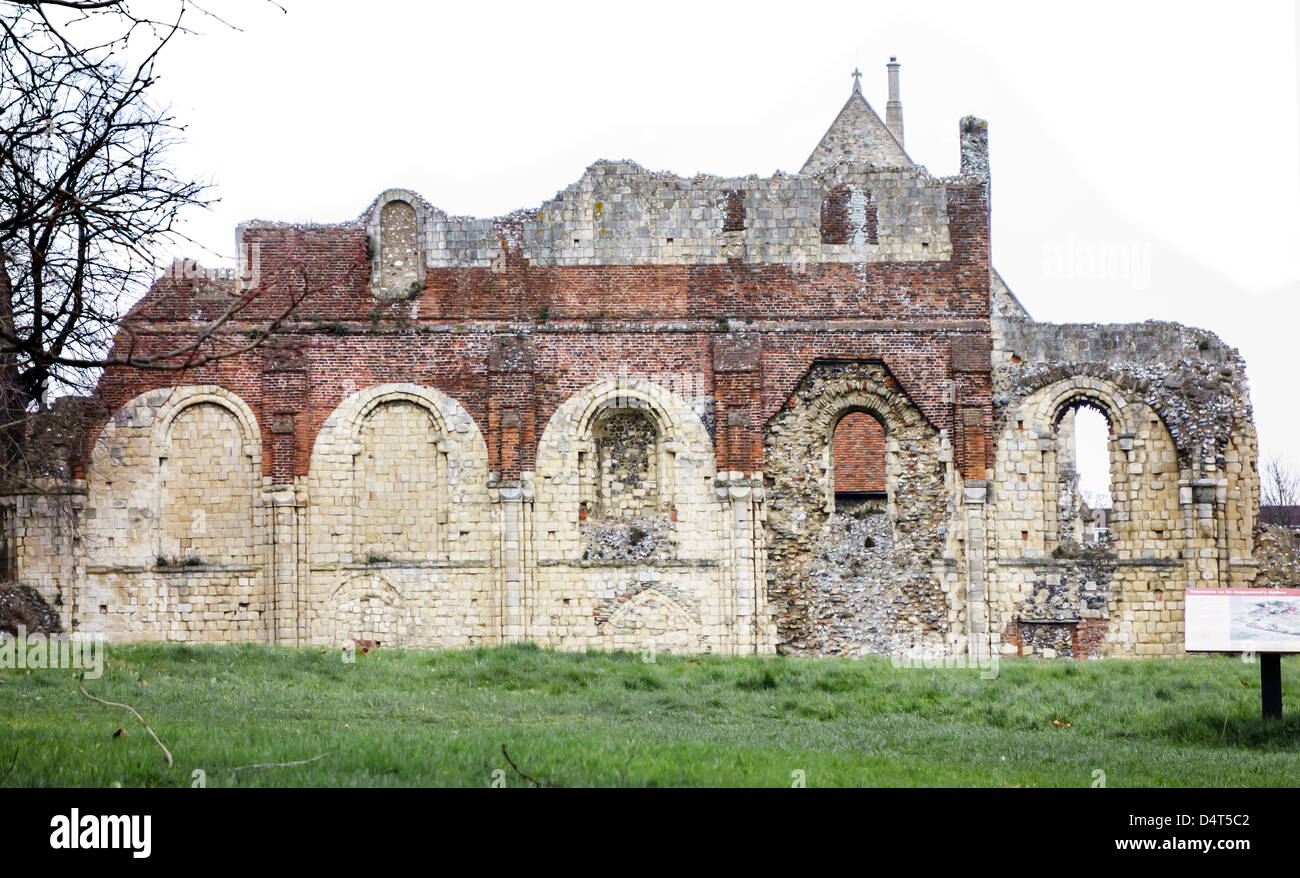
[619,744,636,787]
[501,744,561,787]
[78,685,173,767]
[0,747,17,785]
[231,753,329,773]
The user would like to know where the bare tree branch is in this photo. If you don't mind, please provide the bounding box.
[0,1,326,486]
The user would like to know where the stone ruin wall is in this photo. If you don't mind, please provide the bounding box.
[990,302,1261,657]
[764,361,954,658]
[3,109,1265,660]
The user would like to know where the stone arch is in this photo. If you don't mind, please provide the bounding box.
[604,586,701,654]
[800,375,929,518]
[306,383,491,566]
[533,377,718,563]
[764,361,948,655]
[150,386,261,452]
[85,385,263,568]
[588,406,663,519]
[1016,375,1180,553]
[805,377,927,434]
[305,383,493,649]
[1024,377,1128,548]
[994,373,1186,657]
[1030,376,1136,437]
[323,573,405,647]
[1040,384,1128,549]
[78,385,267,642]
[157,403,258,565]
[1009,365,1213,466]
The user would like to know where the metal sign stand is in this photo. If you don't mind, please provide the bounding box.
[1261,652,1282,719]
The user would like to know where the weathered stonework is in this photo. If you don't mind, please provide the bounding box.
[1253,525,1300,588]
[7,63,1264,659]
[764,361,953,656]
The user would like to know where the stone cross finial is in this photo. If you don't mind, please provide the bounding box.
[851,68,862,91]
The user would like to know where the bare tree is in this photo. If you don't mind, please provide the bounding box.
[0,1,350,486]
[1261,456,1299,527]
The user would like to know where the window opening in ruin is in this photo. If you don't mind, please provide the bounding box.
[159,403,254,565]
[580,406,676,562]
[593,409,659,519]
[1055,402,1112,545]
[723,189,746,232]
[832,410,887,512]
[354,401,441,562]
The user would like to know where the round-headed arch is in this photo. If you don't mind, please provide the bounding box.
[320,571,406,647]
[564,377,703,449]
[308,382,487,467]
[533,376,720,559]
[807,377,927,443]
[305,382,492,550]
[149,384,261,462]
[1030,376,1137,438]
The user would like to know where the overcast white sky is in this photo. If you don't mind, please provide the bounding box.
[142,0,1298,495]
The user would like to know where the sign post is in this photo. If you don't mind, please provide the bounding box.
[1261,652,1282,719]
[1185,587,1299,720]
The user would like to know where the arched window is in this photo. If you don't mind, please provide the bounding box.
[1054,402,1113,545]
[831,410,887,509]
[589,408,661,520]
[573,404,674,562]
[820,183,877,245]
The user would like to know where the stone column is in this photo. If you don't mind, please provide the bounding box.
[716,473,771,655]
[266,482,306,645]
[1191,476,1221,585]
[494,481,528,643]
[963,480,991,661]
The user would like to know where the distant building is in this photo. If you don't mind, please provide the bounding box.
[1261,506,1300,527]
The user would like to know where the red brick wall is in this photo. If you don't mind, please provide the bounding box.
[819,183,877,245]
[81,180,993,484]
[833,411,886,493]
[1072,619,1108,658]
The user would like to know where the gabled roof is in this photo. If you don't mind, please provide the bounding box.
[801,75,911,175]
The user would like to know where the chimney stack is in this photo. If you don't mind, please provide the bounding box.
[886,56,904,148]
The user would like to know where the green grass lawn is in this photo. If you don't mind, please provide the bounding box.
[1,642,1298,787]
